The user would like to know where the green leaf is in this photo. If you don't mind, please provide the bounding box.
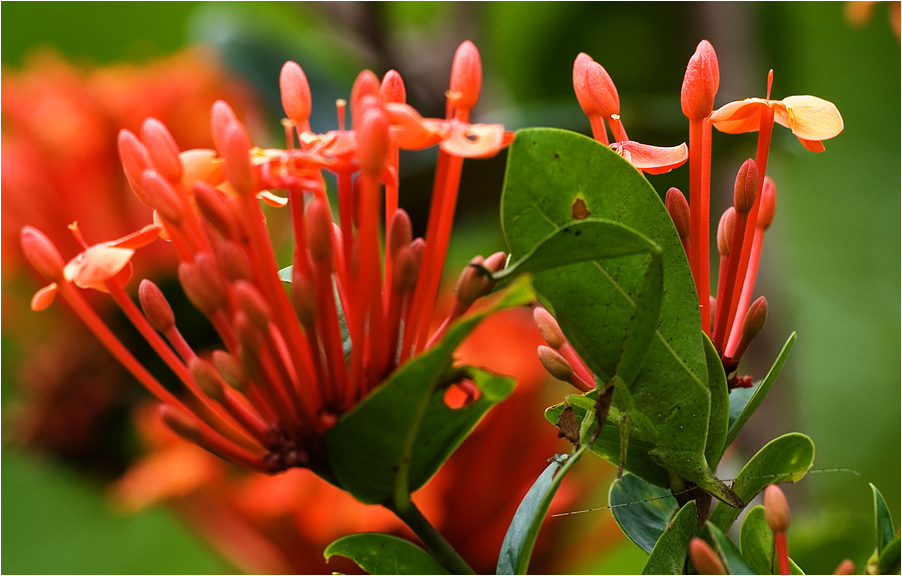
[704,334,730,468]
[872,483,896,554]
[740,506,774,575]
[324,533,450,575]
[708,433,815,533]
[726,333,796,447]
[501,128,738,507]
[325,281,532,504]
[878,534,901,575]
[641,500,697,575]
[609,473,679,554]
[706,522,755,575]
[496,446,586,575]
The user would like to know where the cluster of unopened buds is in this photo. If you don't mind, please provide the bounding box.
[536,40,843,390]
[20,40,514,474]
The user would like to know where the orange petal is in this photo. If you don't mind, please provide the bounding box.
[710,98,770,134]
[180,148,225,188]
[64,244,135,291]
[110,223,162,249]
[257,190,288,207]
[776,95,844,141]
[614,141,689,174]
[31,283,59,311]
[440,122,512,158]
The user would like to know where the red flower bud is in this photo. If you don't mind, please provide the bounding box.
[350,70,380,124]
[734,158,759,215]
[141,118,183,183]
[758,177,777,230]
[665,187,691,241]
[158,404,201,441]
[357,106,390,175]
[573,52,619,119]
[306,197,334,263]
[141,169,183,224]
[20,226,65,282]
[449,40,482,115]
[380,69,406,104]
[741,296,767,343]
[279,61,312,127]
[139,279,175,332]
[534,306,565,349]
[194,181,237,239]
[216,241,254,284]
[233,280,272,330]
[118,129,154,206]
[224,124,256,196]
[717,207,736,257]
[681,40,720,120]
[213,350,248,391]
[178,254,228,315]
[764,484,791,534]
[388,209,413,259]
[291,267,316,327]
[538,345,573,382]
[211,100,239,156]
[189,357,224,401]
[392,244,420,294]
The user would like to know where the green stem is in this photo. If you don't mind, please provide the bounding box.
[387,498,476,575]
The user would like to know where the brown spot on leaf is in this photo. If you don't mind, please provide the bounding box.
[556,404,580,448]
[572,198,590,220]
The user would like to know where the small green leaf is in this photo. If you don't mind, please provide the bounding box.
[641,500,697,575]
[704,334,730,468]
[324,533,450,575]
[872,483,896,554]
[708,433,815,532]
[325,281,531,504]
[878,534,901,575]
[609,473,678,554]
[706,522,755,575]
[497,446,586,575]
[728,386,757,431]
[726,333,796,447]
[740,506,774,575]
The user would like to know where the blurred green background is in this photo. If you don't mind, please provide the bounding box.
[2,2,899,574]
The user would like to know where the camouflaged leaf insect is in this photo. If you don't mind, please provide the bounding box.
[500,128,743,509]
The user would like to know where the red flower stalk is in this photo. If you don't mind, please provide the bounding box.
[681,40,720,336]
[21,41,514,477]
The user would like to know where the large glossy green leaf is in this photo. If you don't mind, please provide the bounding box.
[609,473,679,554]
[740,506,774,575]
[496,446,586,575]
[878,534,901,575]
[726,333,796,447]
[641,500,698,575]
[704,334,730,468]
[872,483,896,554]
[708,433,815,532]
[325,281,531,504]
[324,533,450,575]
[502,128,738,506]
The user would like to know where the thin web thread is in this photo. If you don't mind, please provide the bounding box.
[550,468,861,517]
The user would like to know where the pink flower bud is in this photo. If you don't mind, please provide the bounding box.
[357,106,390,175]
[233,280,272,330]
[118,129,154,206]
[213,350,248,391]
[833,560,856,575]
[717,207,736,257]
[758,177,777,230]
[211,100,239,156]
[764,484,791,533]
[189,357,224,401]
[380,69,406,104]
[573,53,619,119]
[734,158,759,215]
[140,118,183,183]
[139,279,175,332]
[538,345,573,382]
[449,40,482,115]
[534,307,565,349]
[279,61,312,127]
[681,40,720,120]
[689,537,726,575]
[665,187,691,241]
[306,197,334,263]
[20,226,65,282]
[141,169,183,224]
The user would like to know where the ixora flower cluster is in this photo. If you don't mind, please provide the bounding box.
[537,40,844,390]
[20,40,513,475]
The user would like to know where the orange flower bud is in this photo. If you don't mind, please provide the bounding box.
[357,106,390,175]
[734,158,759,214]
[350,70,380,124]
[233,280,272,330]
[194,182,236,239]
[717,207,736,257]
[689,537,726,575]
[141,169,183,224]
[573,52,619,119]
[681,40,720,120]
[380,69,406,104]
[279,61,312,127]
[388,209,413,259]
[139,279,175,332]
[306,197,334,263]
[178,254,228,315]
[832,559,856,575]
[764,484,791,533]
[665,187,691,241]
[20,226,65,282]
[118,129,154,206]
[449,40,482,114]
[224,124,256,196]
[140,118,183,183]
[741,296,767,343]
[392,244,420,294]
[211,100,239,156]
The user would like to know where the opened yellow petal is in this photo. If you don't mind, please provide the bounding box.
[775,95,844,141]
[709,98,770,134]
